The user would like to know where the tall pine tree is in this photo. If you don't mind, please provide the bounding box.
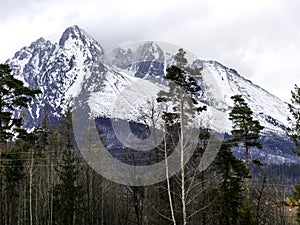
[53,106,84,225]
[287,84,300,224]
[214,140,248,225]
[287,84,300,155]
[0,64,40,225]
[229,95,264,170]
[228,95,262,225]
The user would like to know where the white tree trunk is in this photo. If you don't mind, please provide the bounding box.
[164,123,176,225]
[180,88,187,225]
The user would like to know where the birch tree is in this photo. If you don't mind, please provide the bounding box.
[157,48,205,225]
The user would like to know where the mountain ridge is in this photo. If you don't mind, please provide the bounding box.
[4,25,297,164]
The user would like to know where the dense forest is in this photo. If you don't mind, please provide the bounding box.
[1,49,300,225]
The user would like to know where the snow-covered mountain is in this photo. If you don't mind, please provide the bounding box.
[5,25,297,164]
[7,25,104,125]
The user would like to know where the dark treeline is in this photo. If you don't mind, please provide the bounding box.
[0,115,297,225]
[1,49,300,225]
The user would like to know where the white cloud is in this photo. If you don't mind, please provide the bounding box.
[0,0,299,102]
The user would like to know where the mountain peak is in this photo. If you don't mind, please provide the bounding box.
[29,37,53,49]
[59,25,83,46]
[34,37,47,44]
[66,24,81,31]
[61,25,84,37]
[59,25,101,50]
[135,41,164,63]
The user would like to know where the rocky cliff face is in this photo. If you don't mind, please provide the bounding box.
[7,25,104,125]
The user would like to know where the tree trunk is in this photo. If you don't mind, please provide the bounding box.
[164,123,176,225]
[29,149,34,225]
[0,162,3,225]
[245,145,249,170]
[180,88,187,225]
[50,162,54,225]
[245,145,250,196]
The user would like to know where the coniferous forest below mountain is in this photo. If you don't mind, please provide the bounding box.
[1,45,300,225]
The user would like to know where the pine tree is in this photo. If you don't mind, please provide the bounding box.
[0,64,41,146]
[53,149,83,225]
[53,106,84,225]
[228,95,262,225]
[0,64,40,224]
[237,205,258,225]
[229,95,264,170]
[3,138,26,225]
[214,141,248,225]
[287,84,300,224]
[287,84,300,155]
[157,48,205,118]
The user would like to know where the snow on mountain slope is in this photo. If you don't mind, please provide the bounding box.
[200,60,289,134]
[4,26,296,164]
[100,42,290,135]
[83,40,296,163]
[6,25,104,125]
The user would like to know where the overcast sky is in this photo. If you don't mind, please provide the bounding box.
[0,0,299,102]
